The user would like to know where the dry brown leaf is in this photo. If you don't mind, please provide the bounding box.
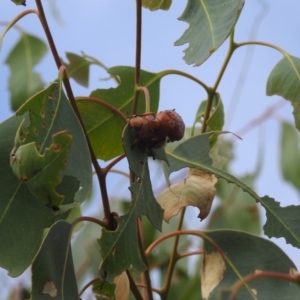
[114,271,129,300]
[201,251,226,300]
[157,168,217,222]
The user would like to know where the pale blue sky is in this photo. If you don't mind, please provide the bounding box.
[1,0,300,297]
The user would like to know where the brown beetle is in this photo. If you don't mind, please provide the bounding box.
[128,109,185,149]
[156,110,185,142]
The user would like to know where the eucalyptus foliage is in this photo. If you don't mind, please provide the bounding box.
[1,1,300,299]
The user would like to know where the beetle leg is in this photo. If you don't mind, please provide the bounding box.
[147,147,156,160]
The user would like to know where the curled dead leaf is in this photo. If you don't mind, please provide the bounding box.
[157,168,217,222]
[201,251,226,300]
[114,271,129,300]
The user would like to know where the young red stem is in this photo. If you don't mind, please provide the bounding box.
[136,86,150,112]
[71,216,107,230]
[145,230,217,256]
[178,250,204,259]
[103,154,126,175]
[75,96,127,122]
[228,271,300,300]
[79,277,100,297]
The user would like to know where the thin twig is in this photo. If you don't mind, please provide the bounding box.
[227,271,300,300]
[158,69,210,92]
[137,219,153,300]
[178,250,204,259]
[70,216,107,230]
[226,0,270,127]
[132,0,142,114]
[235,40,290,57]
[35,0,113,223]
[135,283,161,295]
[202,31,237,133]
[136,86,151,113]
[127,270,144,300]
[0,10,37,37]
[103,154,126,175]
[108,168,130,179]
[75,96,128,122]
[130,2,152,299]
[79,277,100,296]
[160,207,186,299]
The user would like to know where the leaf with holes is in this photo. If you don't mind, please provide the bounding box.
[16,80,92,205]
[165,133,300,247]
[192,93,224,146]
[5,33,47,111]
[11,131,73,209]
[202,230,299,300]
[210,172,261,235]
[98,125,164,283]
[261,197,300,249]
[63,52,92,87]
[267,55,300,131]
[208,139,261,235]
[77,66,162,161]
[175,0,244,66]
[0,116,79,277]
[193,93,224,132]
[30,220,79,300]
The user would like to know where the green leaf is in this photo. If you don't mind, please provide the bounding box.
[193,94,225,131]
[192,93,225,146]
[16,81,92,205]
[5,33,47,111]
[175,0,244,66]
[92,279,115,299]
[0,116,73,277]
[63,52,92,87]
[72,221,102,288]
[209,173,261,235]
[161,261,202,300]
[262,197,300,248]
[267,55,300,130]
[78,66,162,161]
[166,134,299,246]
[76,99,127,161]
[202,230,299,300]
[208,139,261,235]
[280,122,300,192]
[142,0,172,11]
[98,126,164,283]
[11,131,73,209]
[10,0,26,6]
[30,221,79,300]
